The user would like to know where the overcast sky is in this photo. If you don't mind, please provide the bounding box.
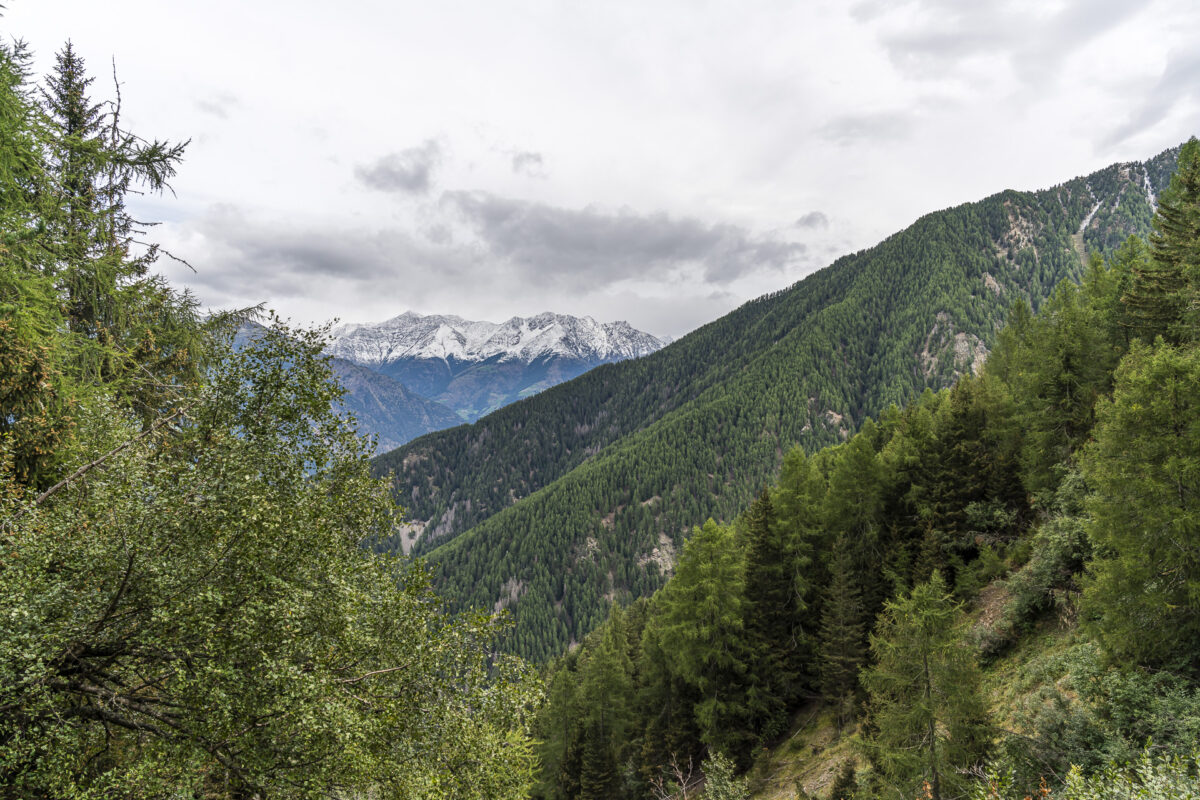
[7,0,1200,338]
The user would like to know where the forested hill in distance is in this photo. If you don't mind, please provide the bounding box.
[372,144,1182,662]
[328,357,463,451]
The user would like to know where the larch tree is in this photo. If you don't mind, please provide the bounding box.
[654,519,755,761]
[861,572,990,800]
[1081,341,1200,673]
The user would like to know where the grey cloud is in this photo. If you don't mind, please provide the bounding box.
[511,151,547,177]
[442,190,806,286]
[423,222,454,245]
[355,140,442,194]
[1104,49,1200,148]
[195,93,240,119]
[862,0,1145,82]
[795,211,830,230]
[172,194,812,336]
[819,111,913,146]
[179,205,475,308]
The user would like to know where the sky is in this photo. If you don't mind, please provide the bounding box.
[6,0,1200,339]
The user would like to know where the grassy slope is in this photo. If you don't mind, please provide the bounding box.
[749,579,1080,799]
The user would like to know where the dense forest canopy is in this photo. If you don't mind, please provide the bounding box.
[531,139,1200,800]
[0,30,537,800]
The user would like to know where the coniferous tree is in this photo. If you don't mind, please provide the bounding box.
[914,376,1024,587]
[1113,233,1179,344]
[577,612,635,800]
[818,534,867,732]
[861,572,990,800]
[636,620,703,795]
[38,41,201,419]
[1081,342,1200,673]
[655,519,755,761]
[535,657,583,800]
[743,488,806,737]
[823,425,888,614]
[1008,279,1118,500]
[772,446,827,662]
[1149,137,1200,339]
[1122,237,1187,344]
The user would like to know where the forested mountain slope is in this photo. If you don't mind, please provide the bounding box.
[533,138,1200,800]
[373,146,1181,661]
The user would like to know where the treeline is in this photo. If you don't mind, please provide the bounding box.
[532,140,1200,800]
[0,31,536,799]
[377,145,1177,663]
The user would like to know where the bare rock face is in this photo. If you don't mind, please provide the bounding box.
[918,312,989,382]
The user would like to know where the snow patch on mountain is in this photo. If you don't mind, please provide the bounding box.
[328,310,666,366]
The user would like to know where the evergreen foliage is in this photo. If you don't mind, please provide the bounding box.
[742,489,807,737]
[1151,138,1200,337]
[817,534,867,730]
[1081,340,1200,672]
[654,519,755,760]
[531,139,1200,800]
[861,572,991,800]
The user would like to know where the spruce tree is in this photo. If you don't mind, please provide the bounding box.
[743,488,808,736]
[817,534,867,732]
[1122,241,1187,345]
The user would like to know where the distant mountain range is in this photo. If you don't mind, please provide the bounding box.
[235,312,664,449]
[327,311,667,425]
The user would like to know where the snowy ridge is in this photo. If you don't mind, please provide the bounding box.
[328,310,666,366]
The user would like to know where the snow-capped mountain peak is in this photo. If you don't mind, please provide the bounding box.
[327,311,666,366]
